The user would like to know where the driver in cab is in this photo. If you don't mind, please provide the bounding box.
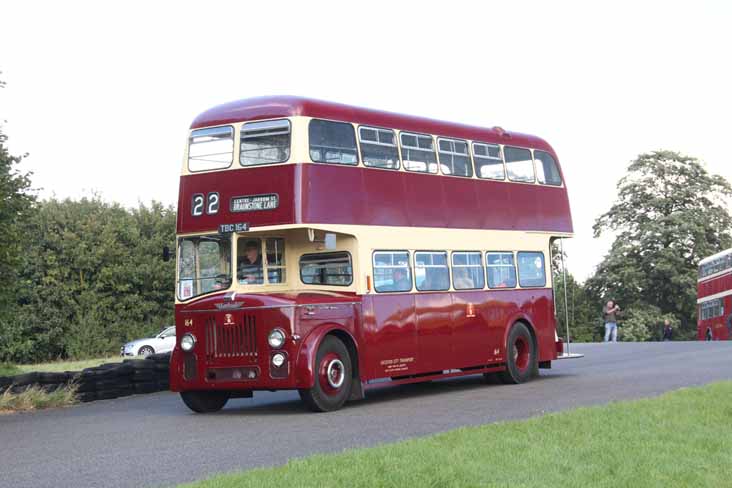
[238,240,263,284]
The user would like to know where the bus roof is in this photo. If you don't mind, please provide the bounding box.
[699,248,732,266]
[190,96,556,153]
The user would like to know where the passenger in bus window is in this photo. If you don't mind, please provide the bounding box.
[391,268,411,291]
[453,267,475,289]
[238,240,263,284]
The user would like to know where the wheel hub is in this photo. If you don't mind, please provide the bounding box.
[326,359,345,389]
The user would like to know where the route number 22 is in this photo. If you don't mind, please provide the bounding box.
[192,192,219,216]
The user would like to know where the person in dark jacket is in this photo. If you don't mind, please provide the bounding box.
[662,319,673,341]
[238,240,263,284]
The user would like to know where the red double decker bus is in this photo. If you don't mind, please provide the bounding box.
[697,248,732,341]
[169,96,574,412]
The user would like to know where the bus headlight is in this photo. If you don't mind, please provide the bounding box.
[268,328,286,349]
[181,333,196,352]
[272,352,286,367]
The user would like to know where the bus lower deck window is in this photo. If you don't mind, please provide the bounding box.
[517,252,546,288]
[373,251,412,292]
[300,252,353,286]
[452,252,484,289]
[415,251,450,291]
[486,252,517,288]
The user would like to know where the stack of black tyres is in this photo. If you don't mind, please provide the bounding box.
[0,352,171,403]
[149,352,171,391]
[79,362,136,402]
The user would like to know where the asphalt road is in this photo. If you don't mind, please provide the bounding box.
[1,341,731,488]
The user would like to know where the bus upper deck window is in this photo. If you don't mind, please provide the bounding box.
[309,119,358,165]
[188,126,234,172]
[473,143,505,180]
[400,132,437,174]
[534,150,562,186]
[240,119,291,166]
[359,126,399,169]
[504,146,535,183]
[438,138,472,177]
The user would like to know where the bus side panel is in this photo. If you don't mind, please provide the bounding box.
[361,294,419,379]
[414,293,454,372]
[451,291,500,368]
[531,290,557,363]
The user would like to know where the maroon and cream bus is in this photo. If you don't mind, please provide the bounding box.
[169,96,574,412]
[697,249,732,341]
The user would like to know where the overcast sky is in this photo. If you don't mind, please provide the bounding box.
[2,0,730,281]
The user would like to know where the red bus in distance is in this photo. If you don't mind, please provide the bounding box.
[697,248,732,340]
[170,96,574,412]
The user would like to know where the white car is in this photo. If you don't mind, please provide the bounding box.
[121,326,176,357]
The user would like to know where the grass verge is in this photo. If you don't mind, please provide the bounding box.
[0,362,21,376]
[15,356,125,373]
[181,381,732,488]
[0,385,77,413]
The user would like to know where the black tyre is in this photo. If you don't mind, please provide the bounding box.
[138,346,155,357]
[180,390,230,413]
[498,322,537,385]
[298,335,352,412]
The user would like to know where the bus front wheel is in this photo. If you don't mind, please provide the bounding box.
[299,335,352,412]
[180,390,230,413]
[498,322,536,385]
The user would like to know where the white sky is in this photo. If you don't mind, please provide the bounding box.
[1,0,730,281]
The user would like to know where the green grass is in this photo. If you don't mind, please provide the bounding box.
[0,385,77,412]
[15,356,125,373]
[0,363,21,376]
[181,381,732,488]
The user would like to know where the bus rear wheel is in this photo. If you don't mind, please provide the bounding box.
[299,335,352,412]
[180,390,230,413]
[498,322,536,385]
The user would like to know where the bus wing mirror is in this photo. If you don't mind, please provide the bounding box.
[162,246,171,262]
[324,233,336,250]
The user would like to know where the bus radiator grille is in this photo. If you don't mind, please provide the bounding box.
[205,314,258,360]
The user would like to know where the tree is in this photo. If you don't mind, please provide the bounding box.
[3,197,176,362]
[589,150,732,339]
[553,271,601,342]
[0,74,35,310]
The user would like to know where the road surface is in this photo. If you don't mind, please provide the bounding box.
[1,341,730,488]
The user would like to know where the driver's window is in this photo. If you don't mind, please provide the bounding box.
[237,238,264,284]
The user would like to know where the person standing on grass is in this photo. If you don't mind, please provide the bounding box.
[662,319,673,341]
[603,300,620,342]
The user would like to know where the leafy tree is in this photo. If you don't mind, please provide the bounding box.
[588,150,732,340]
[0,74,35,310]
[3,197,176,362]
[553,271,603,342]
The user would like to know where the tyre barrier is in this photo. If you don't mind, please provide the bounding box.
[0,352,171,404]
